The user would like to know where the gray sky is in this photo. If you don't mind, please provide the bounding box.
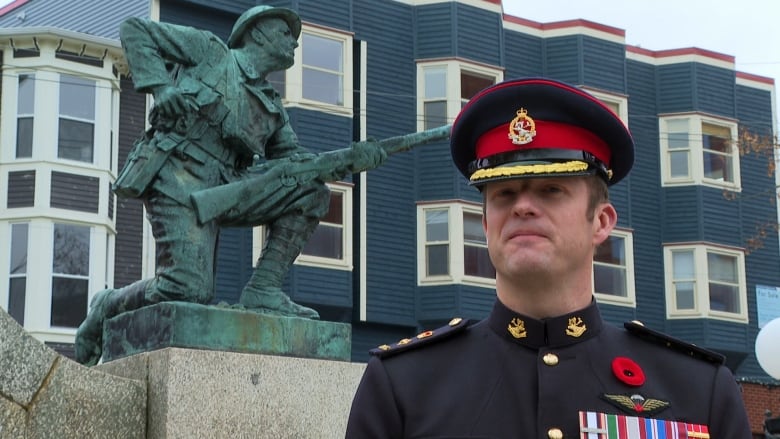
[503,0,780,120]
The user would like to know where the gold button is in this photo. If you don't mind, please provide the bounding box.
[449,317,463,326]
[547,427,563,439]
[417,330,434,339]
[397,338,411,345]
[543,353,559,366]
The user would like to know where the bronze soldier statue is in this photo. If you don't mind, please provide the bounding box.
[74,6,388,365]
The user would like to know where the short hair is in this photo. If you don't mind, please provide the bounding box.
[585,175,610,221]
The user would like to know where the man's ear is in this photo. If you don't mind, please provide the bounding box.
[593,202,617,246]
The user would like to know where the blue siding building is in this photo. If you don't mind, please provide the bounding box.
[1,0,777,427]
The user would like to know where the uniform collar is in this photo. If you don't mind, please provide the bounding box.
[487,298,603,349]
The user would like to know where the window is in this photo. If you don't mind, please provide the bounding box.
[253,183,353,270]
[302,33,344,105]
[16,74,35,158]
[8,223,29,325]
[58,74,96,163]
[417,202,495,286]
[280,25,353,114]
[417,61,503,131]
[423,66,447,130]
[51,223,90,328]
[593,229,635,306]
[582,88,629,126]
[302,190,345,260]
[660,115,740,189]
[664,244,747,322]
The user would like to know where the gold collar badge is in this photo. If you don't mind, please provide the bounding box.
[566,316,587,338]
[508,108,536,145]
[508,317,527,339]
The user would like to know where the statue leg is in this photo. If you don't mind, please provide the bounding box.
[75,192,217,365]
[239,213,320,319]
[75,279,150,366]
[144,192,218,304]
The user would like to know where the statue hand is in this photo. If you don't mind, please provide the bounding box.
[350,140,387,171]
[152,85,191,119]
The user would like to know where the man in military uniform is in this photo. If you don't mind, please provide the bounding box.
[345,78,751,438]
[75,6,384,365]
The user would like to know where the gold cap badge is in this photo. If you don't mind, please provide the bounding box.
[507,108,536,145]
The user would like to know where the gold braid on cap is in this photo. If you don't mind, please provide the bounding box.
[470,161,590,182]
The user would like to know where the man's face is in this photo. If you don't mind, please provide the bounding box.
[482,176,614,284]
[250,18,298,70]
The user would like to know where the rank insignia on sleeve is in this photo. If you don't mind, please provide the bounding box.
[580,411,709,438]
[601,393,670,416]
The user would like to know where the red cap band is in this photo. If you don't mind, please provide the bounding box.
[475,120,612,166]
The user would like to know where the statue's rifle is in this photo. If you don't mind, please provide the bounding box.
[190,124,451,224]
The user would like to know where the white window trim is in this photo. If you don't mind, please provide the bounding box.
[284,23,354,117]
[659,113,741,191]
[581,87,629,127]
[253,182,354,271]
[416,59,504,132]
[0,33,122,345]
[593,228,636,307]
[0,219,113,343]
[663,243,748,323]
[416,200,495,288]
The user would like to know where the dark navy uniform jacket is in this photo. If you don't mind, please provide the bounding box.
[346,299,750,438]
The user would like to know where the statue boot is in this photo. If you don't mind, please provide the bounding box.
[75,280,149,366]
[240,215,320,319]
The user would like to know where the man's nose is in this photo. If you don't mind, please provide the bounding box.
[511,191,538,216]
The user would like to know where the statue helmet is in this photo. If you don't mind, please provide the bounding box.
[227,5,301,48]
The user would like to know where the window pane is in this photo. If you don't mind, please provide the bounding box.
[675,282,696,309]
[16,117,33,158]
[669,151,689,178]
[460,72,493,100]
[18,73,35,114]
[50,277,88,327]
[424,66,447,98]
[59,75,95,120]
[426,244,449,276]
[8,278,26,325]
[594,264,627,297]
[302,68,342,105]
[709,283,739,313]
[53,224,90,275]
[424,101,447,129]
[302,225,342,259]
[425,210,448,241]
[464,245,494,278]
[58,118,94,162]
[703,151,733,182]
[594,235,625,265]
[321,191,343,224]
[463,212,485,244]
[302,34,343,72]
[707,253,737,283]
[668,132,689,149]
[672,251,694,279]
[10,223,29,274]
[702,133,730,153]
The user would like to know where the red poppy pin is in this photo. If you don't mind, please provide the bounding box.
[611,356,645,387]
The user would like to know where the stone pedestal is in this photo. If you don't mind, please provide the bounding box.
[98,348,366,438]
[102,301,351,362]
